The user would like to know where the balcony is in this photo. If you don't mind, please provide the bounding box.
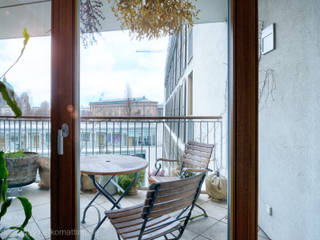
[1,116,269,239]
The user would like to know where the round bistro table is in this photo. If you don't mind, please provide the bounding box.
[80,154,148,240]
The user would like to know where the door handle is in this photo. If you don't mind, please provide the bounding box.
[57,123,69,155]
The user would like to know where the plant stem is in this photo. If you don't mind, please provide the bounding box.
[0,50,25,80]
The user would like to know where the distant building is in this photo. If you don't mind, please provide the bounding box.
[157,104,164,116]
[80,107,91,117]
[0,106,14,116]
[89,96,159,116]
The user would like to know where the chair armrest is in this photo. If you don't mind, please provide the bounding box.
[156,158,179,163]
[154,158,178,176]
[182,168,207,173]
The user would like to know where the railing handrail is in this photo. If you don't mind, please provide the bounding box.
[0,116,222,120]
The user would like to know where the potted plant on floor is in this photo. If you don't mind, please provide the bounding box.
[5,150,39,188]
[118,170,145,195]
[0,29,34,239]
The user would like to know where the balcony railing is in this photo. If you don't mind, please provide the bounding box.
[0,116,223,174]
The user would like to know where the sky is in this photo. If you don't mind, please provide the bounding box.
[0,30,168,107]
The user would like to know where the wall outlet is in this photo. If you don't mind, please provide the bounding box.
[266,205,273,216]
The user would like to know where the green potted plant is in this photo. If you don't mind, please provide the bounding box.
[4,151,39,188]
[118,170,145,195]
[0,29,35,239]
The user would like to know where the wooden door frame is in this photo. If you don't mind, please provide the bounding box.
[49,0,258,239]
[229,0,258,239]
[51,0,80,239]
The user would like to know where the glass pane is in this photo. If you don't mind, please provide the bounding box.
[258,1,320,239]
[0,1,51,239]
[78,1,229,239]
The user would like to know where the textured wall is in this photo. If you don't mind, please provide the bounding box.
[258,0,320,239]
[193,22,228,173]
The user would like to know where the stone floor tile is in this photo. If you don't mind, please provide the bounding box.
[187,216,218,235]
[25,222,46,240]
[200,199,227,209]
[80,204,109,228]
[200,202,228,221]
[32,203,51,221]
[0,208,35,227]
[37,218,51,239]
[197,193,211,205]
[79,227,94,240]
[258,228,271,240]
[85,219,120,240]
[180,229,201,240]
[202,221,228,240]
[16,184,51,207]
[193,235,211,240]
[81,192,111,205]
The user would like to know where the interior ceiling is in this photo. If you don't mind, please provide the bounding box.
[0,0,227,40]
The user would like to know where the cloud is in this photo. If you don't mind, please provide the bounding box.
[0,30,168,107]
[80,31,168,106]
[0,36,51,106]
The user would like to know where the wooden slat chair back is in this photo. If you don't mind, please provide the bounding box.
[180,141,214,174]
[106,173,206,240]
[153,141,214,179]
[150,141,214,221]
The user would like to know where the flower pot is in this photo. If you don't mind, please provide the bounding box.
[5,152,39,188]
[37,157,50,189]
[128,185,138,195]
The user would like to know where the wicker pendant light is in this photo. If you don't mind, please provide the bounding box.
[107,0,200,39]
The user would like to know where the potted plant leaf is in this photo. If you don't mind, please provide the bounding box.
[0,29,35,240]
[117,170,145,195]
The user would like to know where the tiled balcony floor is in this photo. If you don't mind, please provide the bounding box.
[3,184,269,240]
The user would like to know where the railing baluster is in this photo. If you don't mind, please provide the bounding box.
[42,120,44,155]
[169,121,172,159]
[13,120,17,152]
[214,121,217,162]
[30,121,33,152]
[85,121,88,155]
[105,121,108,154]
[200,121,202,143]
[207,121,209,144]
[148,121,151,174]
[8,120,11,152]
[25,120,27,151]
[220,121,223,168]
[99,121,101,154]
[47,120,50,157]
[92,121,95,155]
[3,120,5,151]
[155,122,158,160]
[176,119,179,160]
[36,121,38,153]
[141,122,143,157]
[112,121,115,154]
[134,121,136,156]
[127,121,129,155]
[120,121,122,155]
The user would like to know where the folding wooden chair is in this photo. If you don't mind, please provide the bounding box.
[105,173,206,240]
[149,141,214,219]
